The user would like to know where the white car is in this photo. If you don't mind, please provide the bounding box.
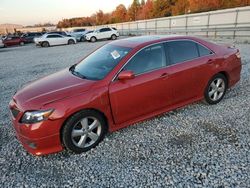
[0,38,4,48]
[34,34,76,47]
[85,27,119,42]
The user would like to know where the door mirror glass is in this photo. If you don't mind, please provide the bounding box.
[118,70,135,80]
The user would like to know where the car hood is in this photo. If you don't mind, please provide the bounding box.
[13,69,95,108]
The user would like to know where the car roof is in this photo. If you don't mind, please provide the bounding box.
[110,35,205,48]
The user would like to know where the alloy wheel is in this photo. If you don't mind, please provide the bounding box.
[71,116,102,148]
[208,78,226,101]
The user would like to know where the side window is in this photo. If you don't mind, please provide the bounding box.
[124,44,166,75]
[166,41,199,65]
[99,29,105,32]
[47,35,62,38]
[197,44,213,56]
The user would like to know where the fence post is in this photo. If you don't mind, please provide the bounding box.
[185,16,188,35]
[233,9,239,39]
[155,19,157,34]
[169,18,172,35]
[207,13,210,37]
[137,21,139,36]
[145,20,147,35]
[121,24,123,36]
[128,22,130,35]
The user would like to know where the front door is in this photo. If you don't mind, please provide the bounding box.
[109,43,170,124]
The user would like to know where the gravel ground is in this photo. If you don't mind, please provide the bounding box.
[0,38,249,187]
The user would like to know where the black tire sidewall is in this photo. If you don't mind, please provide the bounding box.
[62,110,107,154]
[42,41,49,47]
[68,39,74,44]
[91,37,96,42]
[204,73,228,105]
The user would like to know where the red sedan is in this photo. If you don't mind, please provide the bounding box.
[3,36,26,47]
[9,36,241,155]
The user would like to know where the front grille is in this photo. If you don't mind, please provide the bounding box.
[10,108,20,118]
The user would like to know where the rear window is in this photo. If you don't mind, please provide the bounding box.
[197,44,213,56]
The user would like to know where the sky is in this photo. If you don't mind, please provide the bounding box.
[0,0,132,26]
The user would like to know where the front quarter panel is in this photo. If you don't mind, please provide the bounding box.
[43,85,114,132]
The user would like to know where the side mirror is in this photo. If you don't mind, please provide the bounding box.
[118,70,135,80]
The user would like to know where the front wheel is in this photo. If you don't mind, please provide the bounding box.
[204,73,227,104]
[41,41,49,47]
[68,39,75,45]
[62,110,107,154]
[80,37,85,42]
[111,34,117,40]
[90,37,97,42]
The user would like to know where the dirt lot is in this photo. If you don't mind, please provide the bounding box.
[0,38,249,187]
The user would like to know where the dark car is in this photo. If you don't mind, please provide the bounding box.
[9,35,241,155]
[80,30,93,42]
[21,32,43,43]
[3,36,26,47]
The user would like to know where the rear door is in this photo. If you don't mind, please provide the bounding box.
[163,40,215,105]
[98,28,106,39]
[47,34,65,45]
[109,43,171,124]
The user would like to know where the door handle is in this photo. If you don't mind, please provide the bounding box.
[160,73,169,78]
[207,59,214,64]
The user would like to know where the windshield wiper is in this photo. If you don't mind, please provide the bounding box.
[69,64,86,79]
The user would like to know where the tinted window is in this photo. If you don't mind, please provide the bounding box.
[47,35,62,38]
[73,44,131,80]
[197,44,213,56]
[124,44,166,75]
[166,41,199,64]
[100,28,111,32]
[29,33,36,37]
[74,29,85,32]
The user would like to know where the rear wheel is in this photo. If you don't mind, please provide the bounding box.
[90,37,97,42]
[80,37,85,42]
[62,110,107,154]
[19,41,24,46]
[68,39,75,45]
[111,34,117,40]
[204,73,227,104]
[42,41,49,47]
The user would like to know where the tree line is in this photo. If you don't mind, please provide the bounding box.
[57,0,250,28]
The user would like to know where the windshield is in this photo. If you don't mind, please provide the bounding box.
[72,44,132,80]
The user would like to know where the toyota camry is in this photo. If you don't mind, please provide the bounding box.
[9,35,241,155]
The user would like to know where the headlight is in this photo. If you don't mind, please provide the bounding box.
[21,109,54,124]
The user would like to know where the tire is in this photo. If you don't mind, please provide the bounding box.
[62,110,107,154]
[68,39,75,45]
[80,37,85,42]
[111,34,117,40]
[90,37,97,42]
[204,73,228,105]
[42,41,49,47]
[19,41,24,46]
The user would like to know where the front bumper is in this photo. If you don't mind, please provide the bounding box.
[9,100,64,155]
